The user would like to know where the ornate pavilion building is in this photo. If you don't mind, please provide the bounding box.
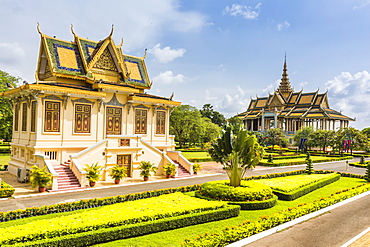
[237,58,354,133]
[1,25,193,190]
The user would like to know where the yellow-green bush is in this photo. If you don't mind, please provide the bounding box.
[198,180,274,202]
[0,193,228,245]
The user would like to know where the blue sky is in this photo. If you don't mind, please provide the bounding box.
[1,0,370,129]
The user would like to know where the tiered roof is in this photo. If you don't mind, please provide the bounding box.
[1,25,181,107]
[36,24,151,89]
[237,58,353,122]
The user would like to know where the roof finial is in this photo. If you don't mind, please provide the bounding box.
[118,38,124,48]
[71,24,76,36]
[143,48,147,59]
[37,22,42,35]
[109,24,114,37]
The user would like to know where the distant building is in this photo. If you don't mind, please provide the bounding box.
[237,57,354,133]
[1,26,193,190]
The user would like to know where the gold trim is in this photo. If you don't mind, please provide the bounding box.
[128,96,181,106]
[92,83,140,93]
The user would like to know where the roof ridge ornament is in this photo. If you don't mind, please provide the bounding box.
[36,22,42,35]
[109,24,114,38]
[118,38,124,48]
[143,48,147,59]
[71,24,76,36]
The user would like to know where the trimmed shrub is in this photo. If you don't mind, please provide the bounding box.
[198,180,274,202]
[182,183,370,246]
[3,205,240,247]
[195,191,278,210]
[0,181,15,198]
[272,173,341,200]
[0,184,200,222]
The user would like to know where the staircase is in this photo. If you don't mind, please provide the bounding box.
[53,162,81,191]
[172,160,192,178]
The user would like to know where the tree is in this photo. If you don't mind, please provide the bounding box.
[200,104,226,127]
[170,105,203,148]
[293,127,315,152]
[364,163,370,182]
[310,130,335,152]
[0,70,19,141]
[305,152,314,175]
[228,116,244,131]
[170,105,220,148]
[208,124,264,187]
[264,128,288,149]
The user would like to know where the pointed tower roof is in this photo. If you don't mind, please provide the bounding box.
[277,54,293,100]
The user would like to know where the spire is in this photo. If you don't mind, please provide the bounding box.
[277,54,293,99]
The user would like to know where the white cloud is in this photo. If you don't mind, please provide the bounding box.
[262,79,280,94]
[152,70,186,85]
[223,3,261,20]
[353,0,370,10]
[148,43,186,63]
[0,42,26,66]
[277,20,290,31]
[325,70,370,129]
[198,86,251,118]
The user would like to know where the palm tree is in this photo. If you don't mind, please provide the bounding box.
[208,125,264,187]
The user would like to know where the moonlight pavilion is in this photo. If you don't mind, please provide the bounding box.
[237,58,354,133]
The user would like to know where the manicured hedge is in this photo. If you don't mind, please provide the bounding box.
[0,184,200,222]
[263,154,306,160]
[349,161,369,168]
[0,181,14,198]
[197,180,274,202]
[0,193,229,245]
[3,205,240,247]
[188,158,213,162]
[259,156,353,167]
[243,169,334,181]
[272,173,341,200]
[195,191,278,210]
[182,182,370,246]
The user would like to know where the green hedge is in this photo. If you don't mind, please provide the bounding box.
[263,154,306,160]
[182,183,370,246]
[195,191,278,210]
[0,184,200,222]
[197,180,274,202]
[244,170,334,181]
[4,205,240,247]
[259,156,353,167]
[0,181,14,198]
[272,173,341,201]
[0,146,10,153]
[349,161,369,168]
[188,158,213,162]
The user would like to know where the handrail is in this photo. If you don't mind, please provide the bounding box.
[70,139,108,159]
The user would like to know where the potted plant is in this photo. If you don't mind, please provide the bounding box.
[109,164,128,184]
[139,161,157,181]
[162,163,176,178]
[193,163,201,175]
[83,163,102,187]
[29,165,52,192]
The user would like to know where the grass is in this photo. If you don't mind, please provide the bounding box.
[94,177,366,247]
[255,173,338,192]
[0,193,229,244]
[0,154,10,169]
[181,152,211,160]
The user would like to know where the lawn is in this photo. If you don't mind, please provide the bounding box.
[0,154,10,170]
[181,151,211,161]
[94,176,366,247]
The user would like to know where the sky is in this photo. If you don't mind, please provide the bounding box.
[1,0,370,129]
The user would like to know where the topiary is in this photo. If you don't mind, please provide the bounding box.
[365,163,370,182]
[267,154,273,163]
[306,154,314,175]
[360,155,365,164]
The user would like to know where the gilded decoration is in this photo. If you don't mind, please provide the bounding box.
[120,139,130,147]
[93,48,118,72]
